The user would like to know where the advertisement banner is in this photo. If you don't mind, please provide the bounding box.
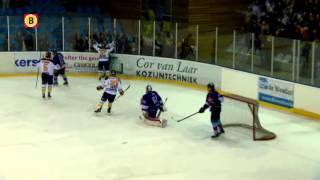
[258,77,294,108]
[63,52,98,72]
[13,52,41,72]
[6,52,221,89]
[11,52,99,73]
[113,54,222,88]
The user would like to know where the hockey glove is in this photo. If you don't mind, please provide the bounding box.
[160,106,164,112]
[198,107,206,113]
[96,85,103,91]
[160,106,167,112]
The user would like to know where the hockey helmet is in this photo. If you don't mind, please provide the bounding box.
[99,43,107,49]
[45,51,51,58]
[207,82,215,91]
[146,84,152,92]
[52,49,58,54]
[110,70,116,76]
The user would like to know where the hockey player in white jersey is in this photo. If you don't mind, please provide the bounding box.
[93,42,114,80]
[94,70,124,113]
[36,51,57,99]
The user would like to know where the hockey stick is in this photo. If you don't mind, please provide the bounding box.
[156,97,168,118]
[35,67,40,88]
[35,51,41,88]
[115,85,131,101]
[177,112,199,122]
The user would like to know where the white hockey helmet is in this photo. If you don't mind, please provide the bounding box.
[146,84,152,92]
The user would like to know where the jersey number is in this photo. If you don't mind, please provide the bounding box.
[43,63,49,72]
[151,95,158,105]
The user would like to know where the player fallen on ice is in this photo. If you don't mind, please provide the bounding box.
[198,82,225,138]
[52,49,68,86]
[140,85,167,128]
[36,51,57,99]
[94,70,124,113]
[93,42,114,81]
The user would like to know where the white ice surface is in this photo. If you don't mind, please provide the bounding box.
[0,76,319,180]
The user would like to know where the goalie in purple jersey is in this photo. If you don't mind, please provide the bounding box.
[140,85,167,128]
[198,82,225,138]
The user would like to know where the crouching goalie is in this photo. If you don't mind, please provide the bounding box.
[140,85,167,128]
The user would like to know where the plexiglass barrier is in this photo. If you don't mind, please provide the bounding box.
[0,15,319,88]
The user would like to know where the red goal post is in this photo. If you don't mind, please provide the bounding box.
[222,93,276,141]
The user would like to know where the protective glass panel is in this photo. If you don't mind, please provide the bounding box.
[177,23,196,61]
[64,16,88,52]
[140,20,154,56]
[155,21,175,58]
[217,32,233,67]
[0,16,8,51]
[315,42,320,87]
[252,35,272,76]
[297,41,312,85]
[115,19,139,55]
[38,16,62,51]
[10,16,36,51]
[235,31,252,72]
[198,28,216,64]
[273,37,294,81]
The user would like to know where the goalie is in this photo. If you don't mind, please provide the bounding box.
[94,70,124,113]
[140,85,167,128]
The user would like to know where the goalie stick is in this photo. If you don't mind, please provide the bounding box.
[156,97,168,118]
[176,112,198,122]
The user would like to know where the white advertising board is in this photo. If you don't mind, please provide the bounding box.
[1,52,100,73]
[258,76,294,108]
[112,54,222,88]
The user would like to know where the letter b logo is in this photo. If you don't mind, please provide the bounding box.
[24,14,38,28]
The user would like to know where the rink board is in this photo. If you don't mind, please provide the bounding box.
[0,51,319,119]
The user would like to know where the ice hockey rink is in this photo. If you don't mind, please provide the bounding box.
[0,76,319,180]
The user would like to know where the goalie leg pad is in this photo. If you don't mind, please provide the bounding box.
[142,116,167,128]
[143,118,162,127]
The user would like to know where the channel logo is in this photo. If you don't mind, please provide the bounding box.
[15,59,39,67]
[259,77,269,89]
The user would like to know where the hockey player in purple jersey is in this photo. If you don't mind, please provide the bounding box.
[198,82,225,138]
[52,49,68,86]
[140,85,167,128]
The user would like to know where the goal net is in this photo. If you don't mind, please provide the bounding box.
[221,93,276,141]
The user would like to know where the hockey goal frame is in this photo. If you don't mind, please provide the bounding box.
[223,93,276,141]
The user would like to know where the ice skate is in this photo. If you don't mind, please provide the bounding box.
[211,133,220,138]
[219,128,225,134]
[94,107,102,113]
